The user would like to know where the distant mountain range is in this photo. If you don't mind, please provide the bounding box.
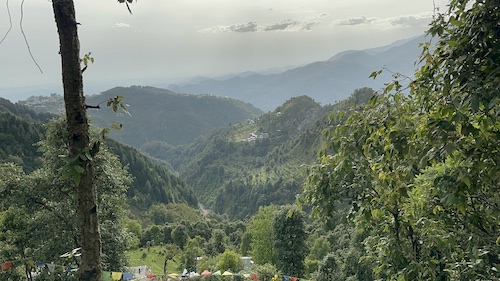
[168,35,426,111]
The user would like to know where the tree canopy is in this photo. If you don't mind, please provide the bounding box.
[302,0,500,279]
[0,118,132,280]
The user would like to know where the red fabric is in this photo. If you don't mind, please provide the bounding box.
[1,261,14,271]
[290,277,298,281]
[251,273,259,280]
[146,273,156,278]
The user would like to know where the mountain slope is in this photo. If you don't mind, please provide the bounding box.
[0,97,198,209]
[85,86,263,147]
[0,98,47,173]
[168,36,425,111]
[142,88,376,219]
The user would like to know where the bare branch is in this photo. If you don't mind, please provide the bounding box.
[20,0,43,73]
[0,0,12,45]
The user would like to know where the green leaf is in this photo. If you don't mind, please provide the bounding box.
[446,40,458,47]
[73,170,81,186]
[449,16,463,27]
[111,123,123,130]
[73,165,85,174]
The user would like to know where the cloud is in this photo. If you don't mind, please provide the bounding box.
[301,21,321,31]
[113,23,130,28]
[336,16,376,26]
[199,17,323,34]
[388,13,434,27]
[199,21,258,33]
[334,12,434,29]
[231,21,259,33]
[264,19,298,31]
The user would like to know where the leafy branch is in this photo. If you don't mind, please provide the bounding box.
[60,95,130,185]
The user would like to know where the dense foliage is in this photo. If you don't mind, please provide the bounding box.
[0,98,198,211]
[106,140,198,209]
[302,0,500,279]
[272,206,307,277]
[0,118,132,279]
[0,98,51,173]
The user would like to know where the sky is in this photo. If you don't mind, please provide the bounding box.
[0,0,448,101]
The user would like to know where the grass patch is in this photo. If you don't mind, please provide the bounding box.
[126,246,179,275]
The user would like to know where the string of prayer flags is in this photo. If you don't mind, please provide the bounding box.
[111,272,123,280]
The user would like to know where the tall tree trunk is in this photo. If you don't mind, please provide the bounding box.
[51,1,102,280]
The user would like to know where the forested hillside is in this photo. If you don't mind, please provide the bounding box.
[106,139,198,209]
[0,98,197,209]
[143,88,376,218]
[0,98,50,173]
[87,86,263,147]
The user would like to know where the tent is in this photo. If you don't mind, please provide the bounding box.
[201,270,212,276]
[168,273,179,279]
[213,270,221,276]
[222,271,233,276]
[190,272,201,277]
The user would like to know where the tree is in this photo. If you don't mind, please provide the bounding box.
[246,205,277,265]
[0,207,36,281]
[171,224,189,250]
[250,263,279,281]
[308,236,330,261]
[179,236,205,272]
[316,253,343,281]
[50,1,130,279]
[0,118,132,279]
[272,205,308,277]
[162,244,180,274]
[217,249,243,272]
[239,231,252,256]
[302,0,500,279]
[207,229,228,256]
[50,0,102,279]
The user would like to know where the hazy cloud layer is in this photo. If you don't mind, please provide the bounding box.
[199,17,322,33]
[334,12,433,28]
[199,11,432,34]
[337,16,376,26]
[388,13,434,27]
[264,19,298,31]
[231,21,259,33]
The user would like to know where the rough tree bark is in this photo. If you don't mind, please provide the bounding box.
[51,0,102,280]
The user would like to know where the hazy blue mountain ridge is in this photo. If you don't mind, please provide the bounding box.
[169,35,425,111]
